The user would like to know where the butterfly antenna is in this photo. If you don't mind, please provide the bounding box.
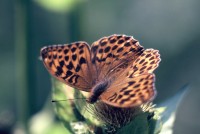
[51,98,87,103]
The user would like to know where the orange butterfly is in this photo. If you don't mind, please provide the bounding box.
[41,34,160,108]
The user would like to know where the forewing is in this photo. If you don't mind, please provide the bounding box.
[100,74,156,108]
[90,34,144,81]
[41,42,94,91]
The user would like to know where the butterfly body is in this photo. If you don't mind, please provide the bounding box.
[87,79,111,103]
[41,34,160,108]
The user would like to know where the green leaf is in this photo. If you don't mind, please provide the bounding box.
[45,122,71,134]
[116,112,149,134]
[73,89,102,126]
[51,78,79,133]
[52,78,96,133]
[157,84,189,134]
[148,107,165,134]
[28,96,71,134]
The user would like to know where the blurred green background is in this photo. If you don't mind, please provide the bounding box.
[0,0,199,133]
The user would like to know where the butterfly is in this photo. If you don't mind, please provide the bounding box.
[41,34,160,108]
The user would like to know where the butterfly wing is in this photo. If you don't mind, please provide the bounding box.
[100,49,161,107]
[41,42,95,91]
[129,49,160,76]
[100,74,156,107]
[90,34,144,81]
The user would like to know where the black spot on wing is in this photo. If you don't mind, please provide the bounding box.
[108,93,117,102]
[72,54,77,61]
[64,49,69,54]
[55,66,63,76]
[66,61,74,70]
[79,57,86,65]
[59,61,64,67]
